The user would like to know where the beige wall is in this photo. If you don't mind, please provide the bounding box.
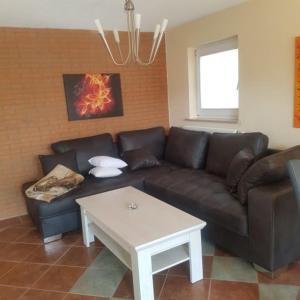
[0,28,169,220]
[166,0,300,148]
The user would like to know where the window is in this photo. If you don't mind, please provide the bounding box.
[196,36,239,121]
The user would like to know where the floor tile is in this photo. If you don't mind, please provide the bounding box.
[168,262,189,277]
[214,247,234,257]
[19,215,34,227]
[48,231,82,248]
[60,231,83,245]
[33,265,86,292]
[168,257,213,279]
[0,242,8,252]
[20,289,66,300]
[0,227,32,242]
[65,294,108,299]
[0,217,22,229]
[16,228,43,244]
[210,280,259,300]
[258,262,300,286]
[211,256,257,283]
[0,285,27,300]
[259,283,300,300]
[56,246,101,267]
[89,248,126,271]
[71,267,126,298]
[203,256,213,278]
[111,298,133,300]
[25,243,70,264]
[0,242,39,261]
[202,237,215,256]
[74,236,103,248]
[113,271,165,299]
[159,276,210,300]
[71,249,127,298]
[0,262,49,287]
[0,261,18,278]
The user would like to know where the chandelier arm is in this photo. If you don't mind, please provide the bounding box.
[100,36,129,65]
[127,10,136,63]
[135,24,160,65]
[135,38,158,65]
[116,43,124,62]
[148,37,160,63]
[113,30,126,62]
[150,32,165,63]
[136,35,162,65]
[135,28,140,58]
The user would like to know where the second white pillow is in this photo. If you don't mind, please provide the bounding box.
[89,167,122,178]
[88,156,127,168]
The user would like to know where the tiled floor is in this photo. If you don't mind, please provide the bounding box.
[0,216,299,300]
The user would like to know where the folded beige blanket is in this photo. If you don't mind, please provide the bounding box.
[26,164,84,203]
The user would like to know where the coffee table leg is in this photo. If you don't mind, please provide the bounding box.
[189,230,203,283]
[81,208,95,247]
[131,250,154,300]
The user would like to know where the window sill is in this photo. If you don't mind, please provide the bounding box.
[185,117,239,124]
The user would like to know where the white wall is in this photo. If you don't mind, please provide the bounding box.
[166,0,300,148]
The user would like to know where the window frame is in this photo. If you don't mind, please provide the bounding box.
[196,36,239,122]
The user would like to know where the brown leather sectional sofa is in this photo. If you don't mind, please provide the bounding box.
[23,126,300,272]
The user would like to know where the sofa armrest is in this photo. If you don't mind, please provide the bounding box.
[247,180,300,271]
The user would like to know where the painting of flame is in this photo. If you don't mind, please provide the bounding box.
[63,73,123,121]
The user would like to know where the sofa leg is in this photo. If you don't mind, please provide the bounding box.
[43,234,62,244]
[253,263,287,279]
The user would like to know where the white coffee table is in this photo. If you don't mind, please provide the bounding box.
[76,187,206,300]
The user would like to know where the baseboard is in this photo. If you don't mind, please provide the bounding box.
[0,213,28,222]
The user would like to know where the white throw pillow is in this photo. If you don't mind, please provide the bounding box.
[88,156,127,168]
[89,167,122,178]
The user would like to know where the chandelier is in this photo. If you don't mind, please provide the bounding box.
[94,0,168,66]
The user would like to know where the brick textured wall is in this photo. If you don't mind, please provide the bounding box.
[0,27,169,220]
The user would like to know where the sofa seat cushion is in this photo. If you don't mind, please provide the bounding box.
[144,169,248,236]
[132,160,181,178]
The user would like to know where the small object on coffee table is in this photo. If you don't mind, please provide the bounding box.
[76,187,206,300]
[128,202,138,210]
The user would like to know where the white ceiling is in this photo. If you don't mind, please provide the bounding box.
[0,0,247,31]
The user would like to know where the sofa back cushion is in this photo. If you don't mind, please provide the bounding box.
[206,132,269,177]
[238,145,300,204]
[118,127,166,159]
[51,133,116,174]
[39,150,79,175]
[165,127,209,169]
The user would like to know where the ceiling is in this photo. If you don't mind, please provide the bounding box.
[0,0,247,31]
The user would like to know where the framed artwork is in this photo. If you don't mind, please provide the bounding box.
[294,38,300,128]
[63,73,123,121]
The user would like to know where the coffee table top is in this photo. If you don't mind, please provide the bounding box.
[76,187,206,251]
